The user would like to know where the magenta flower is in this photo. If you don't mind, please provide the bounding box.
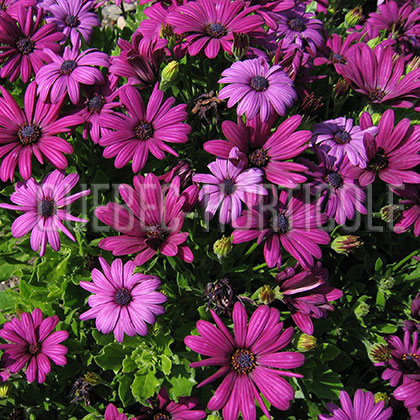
[0,308,69,384]
[394,377,420,410]
[218,57,297,121]
[95,173,193,266]
[392,185,420,237]
[99,85,190,173]
[0,0,36,19]
[79,257,166,343]
[204,114,310,188]
[136,387,206,420]
[319,389,393,420]
[358,110,420,187]
[0,81,83,182]
[167,0,262,59]
[45,0,99,49]
[233,190,330,268]
[104,404,128,420]
[275,263,342,335]
[0,170,90,256]
[185,302,305,419]
[193,158,267,225]
[36,46,109,104]
[0,6,64,83]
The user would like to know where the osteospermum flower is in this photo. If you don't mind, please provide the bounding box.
[99,85,190,173]
[36,46,109,104]
[185,302,305,420]
[104,404,128,420]
[95,173,193,266]
[193,158,267,225]
[0,308,69,384]
[0,6,64,83]
[319,389,393,420]
[0,81,83,182]
[391,185,420,237]
[79,257,166,343]
[45,0,99,49]
[394,377,420,410]
[218,57,297,121]
[0,170,90,256]
[0,0,36,19]
[167,0,262,59]
[136,387,206,420]
[233,190,330,268]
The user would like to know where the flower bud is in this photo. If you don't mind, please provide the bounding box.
[331,235,363,255]
[345,6,363,27]
[161,61,180,85]
[334,78,350,97]
[83,371,101,386]
[259,285,275,305]
[0,383,10,398]
[380,205,401,223]
[206,414,222,420]
[411,293,420,320]
[374,392,389,406]
[379,276,395,291]
[297,334,317,352]
[370,112,382,126]
[232,33,249,59]
[370,343,391,364]
[213,235,232,258]
[367,37,382,49]
[354,301,370,318]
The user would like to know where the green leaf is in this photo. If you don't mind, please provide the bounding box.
[131,371,160,401]
[319,344,341,363]
[94,343,125,372]
[118,373,135,406]
[160,354,172,376]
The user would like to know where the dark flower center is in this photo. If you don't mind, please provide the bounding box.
[250,75,269,91]
[400,353,420,374]
[145,225,169,241]
[17,123,41,145]
[65,15,79,27]
[272,213,289,233]
[231,348,256,374]
[248,148,269,167]
[368,148,389,172]
[368,88,386,102]
[114,288,132,306]
[326,172,343,189]
[135,121,154,140]
[333,130,351,144]
[60,60,77,75]
[329,52,346,64]
[16,37,35,55]
[288,17,306,32]
[87,94,106,114]
[220,179,236,195]
[28,343,41,355]
[205,23,227,38]
[38,198,56,218]
[153,412,172,420]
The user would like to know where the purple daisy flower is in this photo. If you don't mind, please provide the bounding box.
[311,116,377,168]
[36,46,109,105]
[391,185,420,236]
[0,81,83,182]
[185,301,305,419]
[45,0,99,49]
[0,0,36,19]
[358,109,420,187]
[394,377,420,410]
[218,57,297,121]
[104,404,128,420]
[303,151,367,225]
[0,170,90,256]
[136,387,206,420]
[204,114,310,188]
[274,7,324,54]
[193,158,267,225]
[79,257,166,343]
[0,6,64,83]
[232,190,330,268]
[95,173,194,266]
[275,263,343,335]
[319,389,393,420]
[166,0,262,59]
[99,85,190,173]
[0,308,69,384]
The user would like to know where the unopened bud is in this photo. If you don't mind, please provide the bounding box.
[259,285,275,305]
[213,235,232,258]
[0,383,10,398]
[370,343,391,364]
[334,78,350,97]
[161,61,179,84]
[354,301,370,318]
[331,235,363,255]
[379,276,395,291]
[380,205,401,223]
[206,414,222,420]
[374,392,389,406]
[232,33,249,59]
[367,37,382,49]
[83,371,101,386]
[297,334,317,352]
[345,6,363,27]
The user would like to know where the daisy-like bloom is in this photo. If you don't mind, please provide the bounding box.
[79,257,166,343]
[232,190,330,268]
[358,109,420,187]
[36,46,109,105]
[0,170,90,256]
[104,404,128,420]
[0,308,69,384]
[274,7,324,54]
[193,158,267,225]
[99,85,190,173]
[45,0,99,49]
[0,81,83,182]
[275,263,342,335]
[0,0,36,19]
[166,0,262,59]
[391,185,420,237]
[339,43,420,108]
[185,302,305,420]
[394,377,420,411]
[204,114,310,188]
[95,173,194,266]
[303,151,367,225]
[136,387,206,420]
[319,389,393,420]
[218,57,297,121]
[312,117,377,168]
[0,6,64,83]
